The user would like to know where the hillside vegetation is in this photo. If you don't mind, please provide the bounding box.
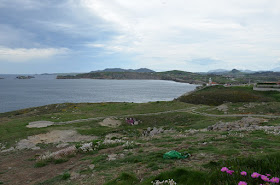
[57,69,280,85]
[177,85,280,106]
[57,70,231,84]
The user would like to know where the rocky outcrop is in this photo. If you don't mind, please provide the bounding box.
[207,117,280,135]
[143,127,174,136]
[207,117,266,131]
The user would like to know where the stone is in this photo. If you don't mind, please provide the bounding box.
[108,154,117,161]
[70,172,80,180]
[89,164,95,170]
[27,121,54,128]
[1,147,15,153]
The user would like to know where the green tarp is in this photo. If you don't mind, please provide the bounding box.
[163,150,190,159]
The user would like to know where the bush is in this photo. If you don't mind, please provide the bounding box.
[178,86,274,105]
[61,172,70,180]
[104,173,139,185]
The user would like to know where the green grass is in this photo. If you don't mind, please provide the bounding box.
[107,153,280,185]
[142,168,207,185]
[0,101,194,146]
[36,172,71,185]
[104,173,139,185]
[0,101,194,121]
[206,152,280,185]
[178,85,280,106]
[2,100,280,185]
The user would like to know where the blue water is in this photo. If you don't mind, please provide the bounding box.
[0,74,197,113]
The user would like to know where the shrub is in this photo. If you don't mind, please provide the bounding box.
[104,173,139,185]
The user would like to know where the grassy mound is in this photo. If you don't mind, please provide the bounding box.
[177,85,280,106]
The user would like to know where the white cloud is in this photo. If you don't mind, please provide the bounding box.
[0,47,69,62]
[81,0,280,71]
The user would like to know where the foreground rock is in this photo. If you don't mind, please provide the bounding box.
[27,121,54,128]
[207,117,280,134]
[0,130,97,152]
[207,117,266,131]
[98,118,121,127]
[143,127,174,137]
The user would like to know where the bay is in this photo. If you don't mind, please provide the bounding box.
[0,74,197,113]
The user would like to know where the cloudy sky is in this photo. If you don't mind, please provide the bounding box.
[0,0,280,73]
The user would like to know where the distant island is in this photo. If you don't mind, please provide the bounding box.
[16,76,35,79]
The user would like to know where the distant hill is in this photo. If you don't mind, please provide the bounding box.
[57,70,233,84]
[90,68,155,73]
[208,69,256,75]
[57,69,280,84]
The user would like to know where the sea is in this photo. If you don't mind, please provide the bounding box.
[0,74,198,113]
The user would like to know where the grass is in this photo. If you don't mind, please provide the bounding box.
[1,100,280,185]
[104,173,139,185]
[204,102,280,115]
[142,168,207,185]
[107,153,280,185]
[0,101,193,146]
[177,85,280,106]
[37,172,71,185]
[206,152,280,185]
[0,101,194,121]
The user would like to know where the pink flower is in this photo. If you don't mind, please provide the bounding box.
[251,172,261,178]
[226,170,234,175]
[270,177,280,183]
[241,171,247,176]
[261,175,270,182]
[266,174,271,177]
[238,181,247,185]
[221,167,228,172]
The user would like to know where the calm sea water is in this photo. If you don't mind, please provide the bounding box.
[0,74,197,113]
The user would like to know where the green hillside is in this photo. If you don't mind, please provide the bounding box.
[177,85,280,105]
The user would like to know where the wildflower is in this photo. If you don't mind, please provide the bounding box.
[261,175,270,182]
[270,177,280,183]
[251,172,261,178]
[266,174,271,177]
[221,167,228,172]
[226,170,234,175]
[241,171,247,176]
[238,181,247,185]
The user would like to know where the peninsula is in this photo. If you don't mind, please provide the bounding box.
[57,68,280,85]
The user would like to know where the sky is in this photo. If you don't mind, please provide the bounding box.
[0,0,280,73]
